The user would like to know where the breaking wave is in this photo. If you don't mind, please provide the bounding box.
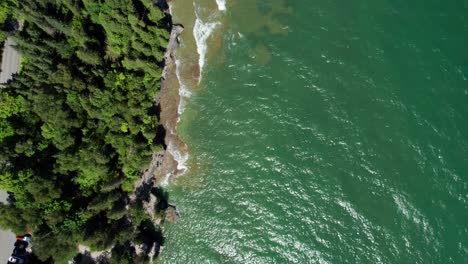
[193,12,219,83]
[216,0,227,11]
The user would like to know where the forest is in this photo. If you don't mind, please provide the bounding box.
[0,0,171,263]
[0,0,14,47]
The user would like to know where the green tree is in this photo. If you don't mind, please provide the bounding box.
[0,0,170,262]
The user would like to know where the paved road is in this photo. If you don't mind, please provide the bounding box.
[0,37,20,84]
[0,37,22,262]
[0,191,15,262]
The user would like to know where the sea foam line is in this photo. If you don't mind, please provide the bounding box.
[175,58,192,117]
[162,1,190,182]
[171,59,190,178]
[193,11,219,83]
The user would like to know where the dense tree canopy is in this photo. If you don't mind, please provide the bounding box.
[0,1,12,43]
[0,0,170,262]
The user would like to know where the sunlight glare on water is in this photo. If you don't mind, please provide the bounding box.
[161,0,468,263]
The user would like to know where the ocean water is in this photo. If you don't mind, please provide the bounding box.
[160,0,468,263]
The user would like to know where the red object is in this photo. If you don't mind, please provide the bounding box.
[15,233,31,241]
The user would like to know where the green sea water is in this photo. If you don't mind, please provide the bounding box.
[160,0,468,263]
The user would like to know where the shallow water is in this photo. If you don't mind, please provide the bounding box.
[161,0,468,263]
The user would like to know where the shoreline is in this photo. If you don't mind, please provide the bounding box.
[151,0,228,187]
[75,2,186,261]
[130,0,188,192]
[77,2,186,261]
[152,2,188,186]
[0,2,186,262]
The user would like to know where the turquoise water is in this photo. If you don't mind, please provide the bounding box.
[161,0,468,263]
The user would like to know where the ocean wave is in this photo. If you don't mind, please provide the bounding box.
[193,12,219,83]
[216,0,227,11]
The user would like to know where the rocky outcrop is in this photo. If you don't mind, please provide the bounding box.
[164,205,180,223]
[154,19,188,184]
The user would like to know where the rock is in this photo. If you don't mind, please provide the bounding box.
[134,243,148,255]
[164,206,180,223]
[165,24,184,60]
[173,24,185,35]
[143,193,158,219]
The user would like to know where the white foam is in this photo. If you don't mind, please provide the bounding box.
[215,0,227,11]
[175,59,192,116]
[160,173,171,187]
[167,141,189,174]
[193,14,219,83]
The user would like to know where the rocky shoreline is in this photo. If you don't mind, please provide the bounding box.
[1,1,185,262]
[75,1,186,262]
[154,20,187,185]
[131,0,186,221]
[114,1,187,259]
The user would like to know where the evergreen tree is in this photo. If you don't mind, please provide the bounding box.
[0,0,170,262]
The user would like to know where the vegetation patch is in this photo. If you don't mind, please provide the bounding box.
[0,0,170,262]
